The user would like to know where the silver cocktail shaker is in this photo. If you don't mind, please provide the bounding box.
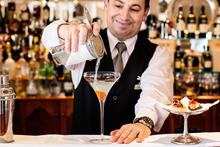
[49,7,106,66]
[0,71,16,143]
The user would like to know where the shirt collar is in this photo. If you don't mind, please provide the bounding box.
[107,29,137,56]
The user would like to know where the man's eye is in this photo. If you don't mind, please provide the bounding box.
[115,5,123,8]
[131,8,139,12]
[130,7,141,12]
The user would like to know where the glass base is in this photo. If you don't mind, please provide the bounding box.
[171,134,201,144]
[90,138,112,144]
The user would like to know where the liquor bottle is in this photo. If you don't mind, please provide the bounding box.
[198,5,208,38]
[174,40,184,72]
[147,14,158,39]
[6,1,16,24]
[176,5,185,39]
[63,69,74,96]
[159,0,168,13]
[10,34,22,61]
[202,46,212,72]
[2,42,16,79]
[33,5,41,20]
[8,12,21,34]
[42,0,50,26]
[187,5,196,39]
[20,4,31,33]
[26,71,38,96]
[213,9,220,39]
[0,3,6,33]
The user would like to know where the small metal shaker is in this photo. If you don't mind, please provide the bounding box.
[0,72,16,143]
[50,7,106,66]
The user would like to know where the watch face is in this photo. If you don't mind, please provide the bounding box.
[134,117,154,130]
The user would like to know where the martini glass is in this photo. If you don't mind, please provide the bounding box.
[83,71,120,144]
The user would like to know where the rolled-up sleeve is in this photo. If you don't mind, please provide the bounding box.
[135,45,174,132]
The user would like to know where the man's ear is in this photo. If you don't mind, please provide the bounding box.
[143,8,150,21]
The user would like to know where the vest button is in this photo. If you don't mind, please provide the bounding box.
[113,96,118,101]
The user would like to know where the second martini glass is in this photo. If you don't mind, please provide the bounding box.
[83,71,120,144]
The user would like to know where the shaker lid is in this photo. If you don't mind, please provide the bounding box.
[87,34,106,58]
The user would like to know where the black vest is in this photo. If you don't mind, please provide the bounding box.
[72,29,157,135]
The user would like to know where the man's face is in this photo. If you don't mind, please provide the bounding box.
[104,0,148,41]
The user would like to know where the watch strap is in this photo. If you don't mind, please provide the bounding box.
[133,116,154,130]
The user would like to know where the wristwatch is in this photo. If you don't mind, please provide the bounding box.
[133,116,154,130]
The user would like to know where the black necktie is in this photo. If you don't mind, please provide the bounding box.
[113,42,127,74]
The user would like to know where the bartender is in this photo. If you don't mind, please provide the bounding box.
[42,0,173,144]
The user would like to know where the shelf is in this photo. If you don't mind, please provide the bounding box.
[16,95,74,100]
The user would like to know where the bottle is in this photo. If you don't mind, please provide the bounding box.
[176,5,185,39]
[198,5,208,38]
[33,5,41,20]
[174,40,184,72]
[20,4,31,33]
[6,1,16,24]
[202,46,212,72]
[0,3,6,33]
[187,5,196,39]
[11,34,23,61]
[213,9,220,39]
[2,42,16,79]
[26,71,38,96]
[159,0,168,13]
[0,71,16,142]
[63,69,74,96]
[42,0,50,26]
[147,14,158,39]
[8,12,21,34]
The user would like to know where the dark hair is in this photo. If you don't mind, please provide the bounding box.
[107,0,150,10]
[145,0,150,9]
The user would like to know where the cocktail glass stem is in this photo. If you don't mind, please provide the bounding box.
[99,100,105,140]
[183,113,189,137]
[171,113,200,144]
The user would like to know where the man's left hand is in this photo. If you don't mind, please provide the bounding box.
[110,123,151,144]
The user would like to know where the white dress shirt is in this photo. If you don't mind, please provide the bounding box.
[42,20,174,132]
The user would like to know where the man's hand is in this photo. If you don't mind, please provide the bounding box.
[110,123,151,144]
[58,22,100,53]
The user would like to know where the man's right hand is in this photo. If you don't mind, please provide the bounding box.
[58,22,101,53]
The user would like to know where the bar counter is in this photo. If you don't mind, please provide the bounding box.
[13,95,220,135]
[1,132,220,146]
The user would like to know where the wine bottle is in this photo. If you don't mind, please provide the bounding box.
[8,12,21,34]
[174,40,184,72]
[147,15,158,39]
[0,3,6,33]
[213,9,220,39]
[7,1,16,23]
[199,5,208,38]
[202,46,212,72]
[20,4,31,33]
[187,5,196,39]
[43,0,50,26]
[176,5,185,39]
[63,69,74,96]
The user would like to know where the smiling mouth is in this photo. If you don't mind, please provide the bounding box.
[116,20,131,27]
